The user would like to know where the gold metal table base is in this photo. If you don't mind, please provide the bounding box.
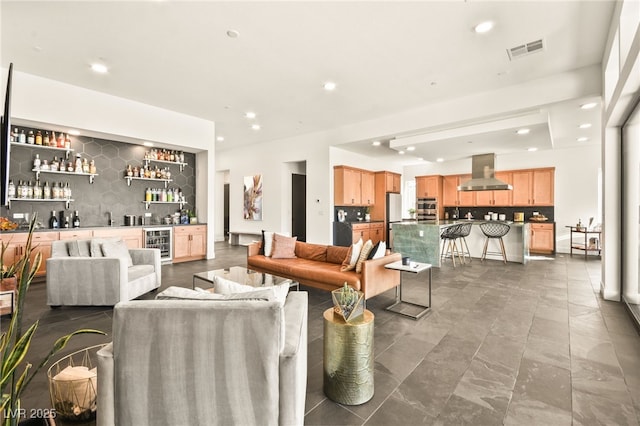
[323,308,374,405]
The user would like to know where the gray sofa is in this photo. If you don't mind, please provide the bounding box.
[46,238,161,306]
[97,291,308,426]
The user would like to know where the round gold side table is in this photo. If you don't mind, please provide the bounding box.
[323,308,374,405]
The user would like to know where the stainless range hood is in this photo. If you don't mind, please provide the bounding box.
[458,153,513,191]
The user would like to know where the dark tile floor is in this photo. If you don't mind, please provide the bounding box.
[9,243,640,425]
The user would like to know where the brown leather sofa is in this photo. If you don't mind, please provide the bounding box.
[247,241,401,300]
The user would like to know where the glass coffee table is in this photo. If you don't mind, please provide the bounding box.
[193,266,299,291]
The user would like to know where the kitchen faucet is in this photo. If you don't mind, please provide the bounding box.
[107,211,114,226]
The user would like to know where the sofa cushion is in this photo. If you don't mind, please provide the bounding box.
[326,245,350,264]
[102,239,134,268]
[271,234,297,259]
[128,264,155,282]
[213,275,289,306]
[287,260,361,290]
[294,241,327,262]
[156,286,274,302]
[355,240,374,273]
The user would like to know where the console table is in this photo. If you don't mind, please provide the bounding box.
[566,226,602,259]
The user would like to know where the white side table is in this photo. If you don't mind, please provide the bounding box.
[384,260,432,319]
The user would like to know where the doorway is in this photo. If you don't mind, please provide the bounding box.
[224,183,229,240]
[292,174,306,242]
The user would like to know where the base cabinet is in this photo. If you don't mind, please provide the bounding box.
[173,225,207,263]
[529,223,555,254]
[92,228,143,249]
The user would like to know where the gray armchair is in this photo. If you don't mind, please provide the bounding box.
[46,238,161,306]
[97,291,308,426]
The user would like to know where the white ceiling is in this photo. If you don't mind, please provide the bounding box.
[0,1,614,164]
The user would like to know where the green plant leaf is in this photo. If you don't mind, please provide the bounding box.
[0,321,37,390]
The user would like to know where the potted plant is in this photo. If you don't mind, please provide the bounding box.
[331,283,364,323]
[0,216,104,426]
[364,207,371,222]
[408,208,416,219]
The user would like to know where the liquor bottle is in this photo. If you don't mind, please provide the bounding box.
[33,180,42,199]
[18,129,26,143]
[49,131,57,147]
[73,211,80,228]
[64,182,71,199]
[64,216,70,229]
[27,131,35,144]
[51,182,59,199]
[26,181,33,199]
[33,154,41,170]
[7,180,15,199]
[64,134,71,149]
[43,181,51,199]
[56,132,64,148]
[49,211,59,229]
[35,130,43,145]
[75,154,82,173]
[51,156,59,172]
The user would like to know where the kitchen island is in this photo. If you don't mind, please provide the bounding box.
[392,220,530,267]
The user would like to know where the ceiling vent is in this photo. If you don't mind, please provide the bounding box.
[507,39,544,60]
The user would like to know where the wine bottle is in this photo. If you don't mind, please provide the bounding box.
[49,211,59,229]
[73,211,80,228]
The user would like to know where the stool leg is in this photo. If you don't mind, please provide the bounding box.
[449,240,456,267]
[499,237,507,264]
[481,238,489,261]
[455,238,465,264]
[462,237,471,263]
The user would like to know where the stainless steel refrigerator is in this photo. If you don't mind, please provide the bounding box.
[386,193,403,249]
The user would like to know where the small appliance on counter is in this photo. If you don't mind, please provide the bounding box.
[513,212,524,222]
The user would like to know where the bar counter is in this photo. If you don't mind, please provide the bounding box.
[392,220,530,267]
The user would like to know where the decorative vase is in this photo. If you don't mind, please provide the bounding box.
[364,213,371,222]
[331,285,364,323]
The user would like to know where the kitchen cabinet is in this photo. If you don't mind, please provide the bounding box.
[529,223,555,254]
[93,228,143,249]
[58,230,93,240]
[1,231,59,278]
[384,172,402,193]
[415,175,442,198]
[334,166,375,206]
[474,172,513,206]
[512,168,554,206]
[443,174,475,207]
[369,222,384,244]
[173,225,207,263]
[351,223,370,244]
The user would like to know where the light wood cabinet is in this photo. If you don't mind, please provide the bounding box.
[335,166,376,206]
[1,231,59,278]
[369,223,384,245]
[474,172,513,206]
[385,172,401,193]
[443,174,475,207]
[529,223,555,254]
[92,228,143,249]
[351,223,370,244]
[511,168,554,206]
[415,175,442,198]
[173,225,207,263]
[58,230,93,240]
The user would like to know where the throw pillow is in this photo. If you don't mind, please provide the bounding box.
[367,242,381,260]
[263,231,275,256]
[259,230,266,255]
[52,365,97,410]
[156,286,275,302]
[213,275,290,306]
[372,241,387,259]
[67,241,81,257]
[271,233,297,259]
[100,239,134,268]
[355,239,374,273]
[341,238,363,272]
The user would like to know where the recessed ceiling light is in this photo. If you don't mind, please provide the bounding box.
[251,124,261,131]
[579,123,592,129]
[68,130,80,136]
[406,146,416,151]
[143,141,154,147]
[580,102,597,110]
[527,147,538,152]
[516,128,530,135]
[399,151,405,155]
[226,29,240,38]
[577,137,589,142]
[216,136,224,142]
[372,141,381,146]
[323,81,337,91]
[90,63,108,74]
[245,112,256,119]
[474,21,494,33]
[436,158,444,162]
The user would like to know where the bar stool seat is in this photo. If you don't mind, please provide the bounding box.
[479,222,510,264]
[440,224,464,267]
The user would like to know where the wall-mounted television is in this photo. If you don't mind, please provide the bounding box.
[0,63,13,206]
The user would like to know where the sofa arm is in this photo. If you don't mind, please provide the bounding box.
[130,248,161,287]
[247,241,261,257]
[280,292,308,426]
[360,253,402,299]
[97,342,115,426]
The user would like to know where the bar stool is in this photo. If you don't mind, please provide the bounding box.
[440,224,464,267]
[479,222,510,264]
[457,222,473,263]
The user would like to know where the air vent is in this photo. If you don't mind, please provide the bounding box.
[507,39,544,60]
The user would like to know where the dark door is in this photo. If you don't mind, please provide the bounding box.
[292,174,306,242]
[224,183,229,239]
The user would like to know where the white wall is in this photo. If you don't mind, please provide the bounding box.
[403,145,601,254]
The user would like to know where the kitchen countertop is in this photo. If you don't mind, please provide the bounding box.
[1,223,206,233]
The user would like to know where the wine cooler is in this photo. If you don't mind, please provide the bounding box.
[416,197,439,223]
[143,227,173,262]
